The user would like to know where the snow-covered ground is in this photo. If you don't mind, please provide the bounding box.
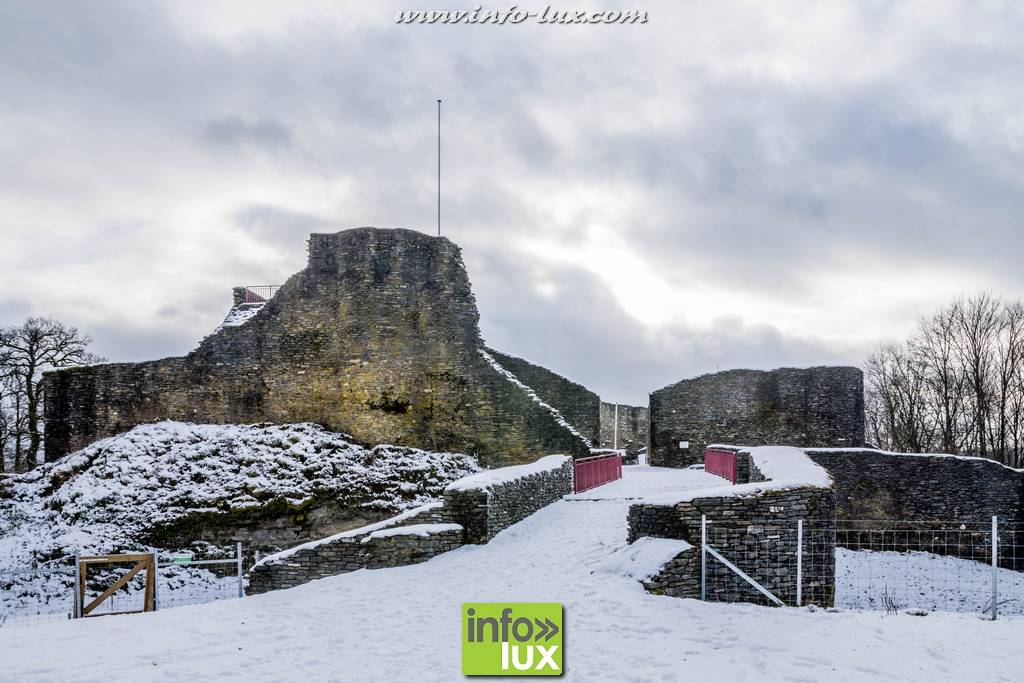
[0,421,479,562]
[1,465,1020,682]
[836,548,1024,615]
[0,422,478,628]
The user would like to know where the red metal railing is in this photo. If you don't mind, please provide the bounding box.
[573,451,623,494]
[240,286,280,303]
[704,448,737,484]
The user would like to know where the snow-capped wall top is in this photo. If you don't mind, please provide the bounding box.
[749,446,832,488]
[444,454,572,493]
[643,445,831,505]
[479,349,593,449]
[214,302,266,331]
[803,447,1024,472]
[251,501,449,567]
[0,421,479,565]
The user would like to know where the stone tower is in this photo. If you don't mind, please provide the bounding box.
[44,228,598,466]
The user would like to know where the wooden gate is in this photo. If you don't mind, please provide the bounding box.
[74,553,156,618]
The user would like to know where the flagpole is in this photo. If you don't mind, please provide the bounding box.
[437,98,442,237]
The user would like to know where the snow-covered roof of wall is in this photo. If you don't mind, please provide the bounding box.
[444,454,571,493]
[803,447,1024,472]
[360,523,463,543]
[642,445,832,505]
[253,501,445,567]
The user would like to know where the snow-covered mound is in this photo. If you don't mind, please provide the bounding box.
[0,421,480,564]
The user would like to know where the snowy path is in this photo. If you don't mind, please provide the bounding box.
[1,466,1022,682]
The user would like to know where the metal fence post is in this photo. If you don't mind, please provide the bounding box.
[700,514,707,601]
[72,550,81,619]
[991,515,998,621]
[236,542,244,598]
[152,551,160,611]
[796,519,803,608]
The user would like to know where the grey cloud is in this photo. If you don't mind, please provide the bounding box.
[201,117,294,151]
[3,1,1024,405]
[472,250,859,405]
[233,203,337,246]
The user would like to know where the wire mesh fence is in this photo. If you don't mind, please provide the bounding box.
[702,519,834,608]
[0,544,248,629]
[834,520,1023,616]
[0,555,76,629]
[701,516,1024,617]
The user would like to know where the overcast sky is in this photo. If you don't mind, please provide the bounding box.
[2,2,1023,405]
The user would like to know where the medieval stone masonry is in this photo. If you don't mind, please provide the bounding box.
[247,455,574,593]
[648,366,865,468]
[43,228,599,466]
[598,401,649,461]
[629,448,837,606]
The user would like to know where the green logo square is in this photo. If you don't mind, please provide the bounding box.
[461,602,563,676]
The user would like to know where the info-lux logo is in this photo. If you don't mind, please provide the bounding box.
[461,602,563,676]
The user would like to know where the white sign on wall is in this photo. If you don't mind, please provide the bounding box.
[679,441,689,449]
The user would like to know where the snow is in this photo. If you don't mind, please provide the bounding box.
[1,465,1020,681]
[361,523,463,542]
[445,454,570,492]
[1,422,478,623]
[749,445,832,487]
[253,502,445,567]
[214,302,265,331]
[0,422,478,563]
[594,536,692,582]
[478,349,593,448]
[836,548,1024,615]
[642,446,832,505]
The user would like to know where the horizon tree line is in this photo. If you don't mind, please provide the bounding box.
[865,292,1024,467]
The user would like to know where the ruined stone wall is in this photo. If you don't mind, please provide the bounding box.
[443,456,573,544]
[44,228,590,466]
[807,448,1024,569]
[598,402,649,460]
[649,366,865,468]
[805,449,1024,524]
[486,349,600,445]
[247,522,463,594]
[247,454,573,593]
[630,450,836,606]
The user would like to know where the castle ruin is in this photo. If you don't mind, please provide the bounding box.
[648,366,865,468]
[44,228,604,467]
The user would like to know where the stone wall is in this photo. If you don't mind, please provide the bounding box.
[443,455,573,544]
[486,349,600,445]
[629,449,836,606]
[807,448,1024,569]
[599,402,649,461]
[806,448,1024,524]
[247,454,573,593]
[649,366,865,468]
[247,502,460,594]
[43,228,590,466]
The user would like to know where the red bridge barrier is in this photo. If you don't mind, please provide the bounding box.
[573,451,623,494]
[704,448,737,484]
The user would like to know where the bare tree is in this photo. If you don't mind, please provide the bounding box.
[991,301,1024,464]
[865,343,934,453]
[950,294,1002,458]
[0,317,102,469]
[917,304,971,454]
[866,292,1024,462]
